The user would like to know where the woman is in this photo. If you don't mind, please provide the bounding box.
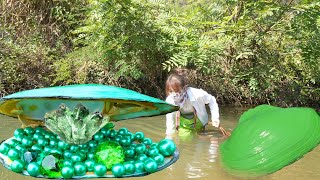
[165,68,229,138]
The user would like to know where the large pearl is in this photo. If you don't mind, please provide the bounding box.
[27,162,40,177]
[61,166,74,179]
[157,139,176,156]
[112,163,125,177]
[10,159,25,173]
[94,163,107,176]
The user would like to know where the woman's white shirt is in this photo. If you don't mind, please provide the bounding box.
[165,87,220,135]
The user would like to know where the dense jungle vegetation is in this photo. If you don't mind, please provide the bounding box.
[0,0,319,109]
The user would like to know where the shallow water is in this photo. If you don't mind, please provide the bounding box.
[1,106,319,180]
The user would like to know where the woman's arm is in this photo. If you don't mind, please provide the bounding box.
[165,96,177,136]
[202,90,220,127]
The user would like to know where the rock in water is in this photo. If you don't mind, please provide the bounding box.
[219,105,320,177]
[44,103,109,144]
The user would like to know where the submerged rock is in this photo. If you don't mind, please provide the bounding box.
[44,103,109,144]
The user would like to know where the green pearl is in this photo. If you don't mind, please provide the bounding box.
[114,135,122,142]
[147,147,159,157]
[27,162,40,177]
[94,163,107,176]
[31,144,42,151]
[157,139,176,157]
[61,166,74,179]
[124,148,135,158]
[63,150,73,159]
[50,148,62,155]
[135,143,147,154]
[85,159,96,172]
[63,159,74,167]
[87,152,95,159]
[136,154,148,162]
[21,137,33,147]
[15,144,27,152]
[88,140,98,148]
[74,162,87,176]
[0,143,11,155]
[143,138,153,146]
[112,163,125,177]
[49,139,58,147]
[99,127,109,136]
[14,128,25,138]
[24,127,35,135]
[32,132,44,140]
[7,139,19,146]
[35,127,44,133]
[15,134,24,142]
[109,129,117,138]
[118,128,128,135]
[150,143,158,148]
[7,148,20,160]
[71,153,83,163]
[93,132,104,141]
[144,158,158,173]
[78,144,88,149]
[134,160,145,173]
[123,161,135,175]
[134,132,144,141]
[11,159,25,173]
[153,154,165,165]
[44,145,53,153]
[120,136,131,147]
[37,138,48,147]
[69,145,79,152]
[58,141,69,150]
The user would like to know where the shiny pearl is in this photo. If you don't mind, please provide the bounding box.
[123,161,135,175]
[136,154,148,162]
[58,141,69,150]
[14,128,25,137]
[32,132,44,140]
[124,148,135,158]
[69,145,79,152]
[27,162,40,177]
[94,163,107,176]
[112,163,125,177]
[10,159,25,173]
[143,138,153,146]
[15,144,27,152]
[63,150,73,159]
[21,137,33,147]
[134,160,145,173]
[144,158,158,173]
[120,136,131,147]
[74,162,87,176]
[7,148,20,160]
[135,144,147,154]
[24,127,35,135]
[7,139,19,146]
[93,132,104,141]
[88,140,98,148]
[37,138,48,147]
[157,139,176,156]
[85,159,96,172]
[61,166,74,179]
[71,153,83,163]
[87,152,95,159]
[0,143,10,155]
[153,154,165,165]
[118,128,128,135]
[147,147,159,157]
[134,132,144,141]
[109,129,117,138]
[63,159,74,167]
[31,144,42,151]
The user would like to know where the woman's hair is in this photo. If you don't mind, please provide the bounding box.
[165,68,189,96]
